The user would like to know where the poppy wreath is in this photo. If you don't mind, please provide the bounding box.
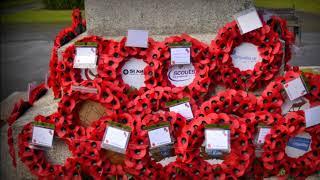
[53,36,106,95]
[128,111,191,179]
[18,117,84,179]
[96,37,164,98]
[209,20,285,91]
[175,89,258,178]
[48,8,86,98]
[177,113,254,179]
[265,16,295,64]
[69,113,141,179]
[7,83,47,167]
[239,111,286,179]
[261,111,320,178]
[160,34,212,102]
[258,68,320,114]
[54,80,129,139]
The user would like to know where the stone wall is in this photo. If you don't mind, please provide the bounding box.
[85,0,252,36]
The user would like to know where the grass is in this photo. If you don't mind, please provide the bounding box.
[0,0,38,9]
[255,0,320,14]
[1,9,76,24]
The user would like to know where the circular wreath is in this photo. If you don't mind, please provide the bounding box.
[209,20,285,90]
[240,111,286,178]
[261,111,320,178]
[265,16,295,64]
[175,89,258,178]
[129,111,189,178]
[97,37,164,98]
[160,34,212,102]
[178,113,254,179]
[258,68,320,114]
[48,8,86,98]
[18,117,83,179]
[54,36,106,95]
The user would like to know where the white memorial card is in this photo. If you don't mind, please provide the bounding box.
[102,126,130,150]
[304,106,320,128]
[170,47,191,65]
[231,42,262,71]
[148,127,172,148]
[169,102,194,120]
[121,58,147,89]
[283,77,308,101]
[74,47,97,69]
[32,126,54,148]
[234,8,263,34]
[126,30,148,48]
[167,64,196,87]
[205,129,230,150]
[256,127,271,144]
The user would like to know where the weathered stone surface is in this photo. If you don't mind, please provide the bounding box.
[0,91,27,123]
[85,0,252,36]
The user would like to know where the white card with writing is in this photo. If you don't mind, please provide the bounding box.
[170,47,191,65]
[283,77,308,101]
[148,127,172,148]
[304,106,320,128]
[285,132,311,158]
[256,127,271,144]
[169,102,194,120]
[102,126,130,150]
[234,8,263,34]
[231,42,262,71]
[205,129,230,150]
[74,47,97,69]
[121,58,147,89]
[32,126,54,147]
[126,30,148,48]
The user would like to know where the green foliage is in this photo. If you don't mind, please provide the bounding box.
[42,0,84,9]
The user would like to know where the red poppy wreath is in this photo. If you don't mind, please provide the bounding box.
[48,8,86,98]
[54,36,105,95]
[258,68,320,114]
[128,111,191,179]
[174,89,258,179]
[209,20,285,91]
[160,34,212,102]
[97,37,164,99]
[177,113,254,179]
[261,111,320,178]
[18,119,83,179]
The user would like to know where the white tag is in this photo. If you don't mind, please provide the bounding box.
[27,81,37,101]
[80,68,98,80]
[148,127,172,148]
[205,129,230,150]
[285,133,311,158]
[44,73,49,89]
[169,102,194,120]
[73,47,97,69]
[121,58,147,89]
[167,64,196,87]
[71,85,98,94]
[304,106,320,128]
[256,127,271,144]
[234,8,263,34]
[126,30,148,48]
[31,126,54,148]
[231,42,262,71]
[170,47,191,65]
[102,126,130,150]
[283,77,308,101]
